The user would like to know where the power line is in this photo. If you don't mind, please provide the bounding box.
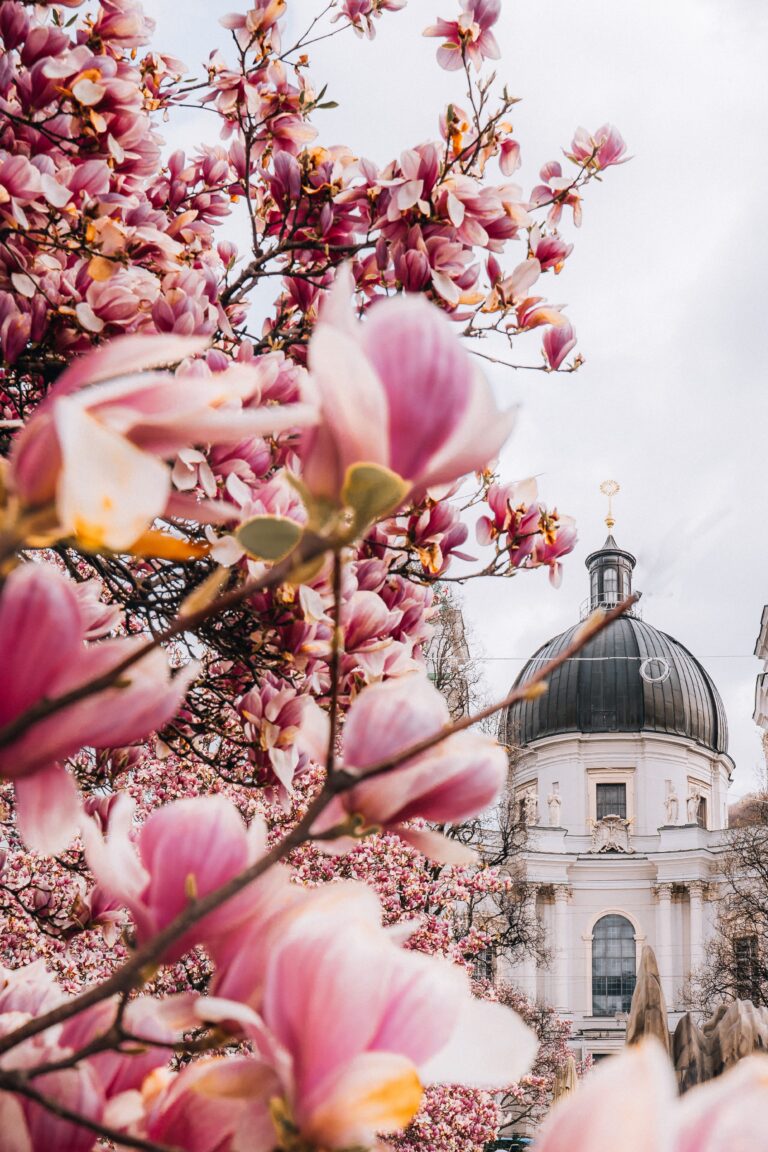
[476,654,758,662]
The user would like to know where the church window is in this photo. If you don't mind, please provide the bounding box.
[696,796,708,829]
[596,783,627,820]
[603,567,618,604]
[592,914,636,1016]
[734,935,760,1001]
[472,947,496,982]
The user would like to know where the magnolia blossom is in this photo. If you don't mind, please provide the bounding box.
[567,123,628,170]
[312,674,507,860]
[82,794,288,961]
[9,333,316,550]
[476,477,540,560]
[0,564,197,854]
[302,266,515,506]
[424,1,501,72]
[543,321,577,370]
[535,1040,768,1152]
[149,882,537,1152]
[0,961,197,1152]
[334,0,408,38]
[236,673,329,796]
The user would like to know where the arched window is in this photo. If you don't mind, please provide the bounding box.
[592,914,636,1016]
[603,567,618,604]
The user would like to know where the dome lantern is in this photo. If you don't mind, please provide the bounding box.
[584,534,638,614]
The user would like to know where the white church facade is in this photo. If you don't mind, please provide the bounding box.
[499,531,734,1060]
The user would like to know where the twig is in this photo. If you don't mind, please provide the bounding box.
[325,549,344,775]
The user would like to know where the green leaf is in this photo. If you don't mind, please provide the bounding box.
[316,101,339,110]
[236,516,303,562]
[341,463,410,536]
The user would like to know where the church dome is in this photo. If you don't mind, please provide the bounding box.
[502,535,729,755]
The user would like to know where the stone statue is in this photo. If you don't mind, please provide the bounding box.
[664,785,679,825]
[687,788,700,824]
[670,1001,768,1093]
[547,784,562,827]
[524,786,539,825]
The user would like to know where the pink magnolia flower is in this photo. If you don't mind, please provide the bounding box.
[193,882,537,1151]
[530,160,584,227]
[10,333,316,550]
[91,0,156,48]
[536,1040,768,1152]
[476,477,540,567]
[532,227,573,273]
[567,123,628,171]
[543,321,577,370]
[339,588,418,683]
[424,1,501,72]
[82,793,287,961]
[236,673,329,796]
[302,266,515,506]
[312,674,507,861]
[0,564,197,854]
[334,0,407,38]
[0,963,104,1152]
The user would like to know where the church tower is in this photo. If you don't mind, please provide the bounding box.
[499,501,734,1060]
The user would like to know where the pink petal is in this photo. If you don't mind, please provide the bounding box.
[343,676,449,775]
[0,1085,32,1152]
[535,1041,675,1152]
[396,826,477,864]
[81,794,149,910]
[14,762,82,855]
[418,370,517,489]
[303,1051,423,1147]
[0,564,82,724]
[363,296,474,481]
[307,325,389,472]
[675,1055,768,1152]
[48,333,210,403]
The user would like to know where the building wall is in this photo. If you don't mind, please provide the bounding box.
[503,730,732,1058]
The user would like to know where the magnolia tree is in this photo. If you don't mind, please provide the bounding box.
[0,1,719,1150]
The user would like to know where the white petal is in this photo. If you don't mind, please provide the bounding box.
[420,995,538,1089]
[54,400,170,549]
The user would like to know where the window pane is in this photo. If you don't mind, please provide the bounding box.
[596,783,627,820]
[603,568,618,603]
[592,914,636,1016]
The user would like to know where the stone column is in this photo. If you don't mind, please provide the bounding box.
[553,885,570,1011]
[689,881,705,975]
[519,886,539,1000]
[654,883,674,1006]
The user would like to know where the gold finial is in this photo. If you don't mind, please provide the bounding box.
[600,480,620,531]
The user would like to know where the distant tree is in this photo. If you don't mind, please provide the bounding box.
[689,804,768,1010]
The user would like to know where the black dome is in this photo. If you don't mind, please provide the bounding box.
[502,534,729,755]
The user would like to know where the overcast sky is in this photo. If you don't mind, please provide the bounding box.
[150,0,767,794]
